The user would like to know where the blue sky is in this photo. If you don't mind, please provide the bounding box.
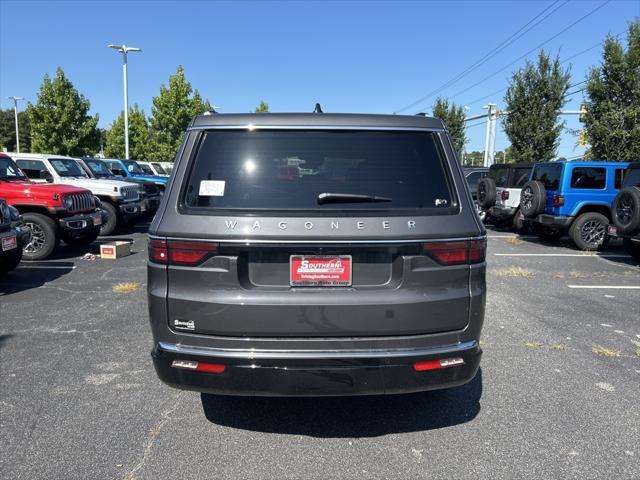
[1,0,638,158]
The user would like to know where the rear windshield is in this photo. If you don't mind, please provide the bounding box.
[182,130,454,213]
[489,166,509,187]
[532,163,562,190]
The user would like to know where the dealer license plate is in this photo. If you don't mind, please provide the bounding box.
[2,235,17,251]
[290,255,352,287]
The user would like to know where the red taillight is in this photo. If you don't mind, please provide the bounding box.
[553,195,565,207]
[168,240,218,266]
[149,238,168,264]
[148,239,218,266]
[500,190,510,201]
[422,239,486,265]
[413,357,465,371]
[171,360,225,374]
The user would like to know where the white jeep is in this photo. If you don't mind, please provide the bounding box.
[476,163,534,232]
[12,153,143,236]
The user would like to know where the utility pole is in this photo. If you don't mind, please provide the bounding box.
[7,96,24,153]
[108,44,142,159]
[482,104,496,167]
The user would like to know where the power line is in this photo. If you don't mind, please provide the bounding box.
[445,0,611,104]
[395,0,567,113]
[462,31,624,107]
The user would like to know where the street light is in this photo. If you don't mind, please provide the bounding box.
[108,44,142,159]
[7,96,24,153]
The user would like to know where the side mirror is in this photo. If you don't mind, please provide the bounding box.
[40,170,53,183]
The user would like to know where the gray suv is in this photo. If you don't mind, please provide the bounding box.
[148,111,486,396]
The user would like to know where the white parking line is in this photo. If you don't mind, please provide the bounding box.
[567,285,640,290]
[494,253,630,258]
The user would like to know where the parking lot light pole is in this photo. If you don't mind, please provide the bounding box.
[7,96,24,153]
[108,44,141,160]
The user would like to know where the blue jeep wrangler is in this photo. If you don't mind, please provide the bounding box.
[103,158,168,192]
[520,161,629,250]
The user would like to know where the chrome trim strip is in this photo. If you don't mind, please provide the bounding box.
[148,234,487,245]
[188,125,446,132]
[158,340,478,360]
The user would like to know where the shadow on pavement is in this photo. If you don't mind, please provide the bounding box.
[0,334,13,351]
[0,262,74,295]
[201,369,482,437]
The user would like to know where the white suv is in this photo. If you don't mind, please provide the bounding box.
[477,163,533,232]
[12,153,143,236]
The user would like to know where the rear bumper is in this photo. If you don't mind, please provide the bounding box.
[530,214,573,230]
[151,340,482,396]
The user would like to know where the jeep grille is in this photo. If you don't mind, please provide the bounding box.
[65,192,95,213]
[122,185,140,201]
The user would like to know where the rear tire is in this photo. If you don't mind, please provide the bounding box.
[99,202,118,236]
[512,209,528,233]
[623,238,640,261]
[0,247,22,275]
[520,181,546,218]
[61,227,100,246]
[569,212,610,251]
[21,213,59,261]
[612,186,640,235]
[477,177,496,209]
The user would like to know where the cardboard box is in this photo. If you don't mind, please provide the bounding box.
[100,241,131,259]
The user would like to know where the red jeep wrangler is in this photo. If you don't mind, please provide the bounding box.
[0,153,103,260]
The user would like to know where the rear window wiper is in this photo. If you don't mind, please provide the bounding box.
[317,192,392,205]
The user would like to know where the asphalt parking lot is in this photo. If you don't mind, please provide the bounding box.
[1,225,639,480]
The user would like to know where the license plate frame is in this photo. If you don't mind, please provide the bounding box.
[290,255,352,287]
[2,235,17,252]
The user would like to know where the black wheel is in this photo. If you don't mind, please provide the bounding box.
[612,187,640,235]
[623,238,640,261]
[99,202,118,236]
[21,213,59,261]
[520,180,546,218]
[61,227,100,246]
[477,177,496,209]
[0,247,22,275]
[569,212,610,251]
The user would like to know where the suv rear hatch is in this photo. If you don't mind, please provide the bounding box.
[154,129,484,337]
[492,164,532,207]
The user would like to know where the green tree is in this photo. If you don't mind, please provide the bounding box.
[0,109,31,152]
[503,50,571,162]
[27,67,100,156]
[255,100,269,113]
[147,66,212,160]
[432,97,467,157]
[582,22,640,161]
[105,105,150,159]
